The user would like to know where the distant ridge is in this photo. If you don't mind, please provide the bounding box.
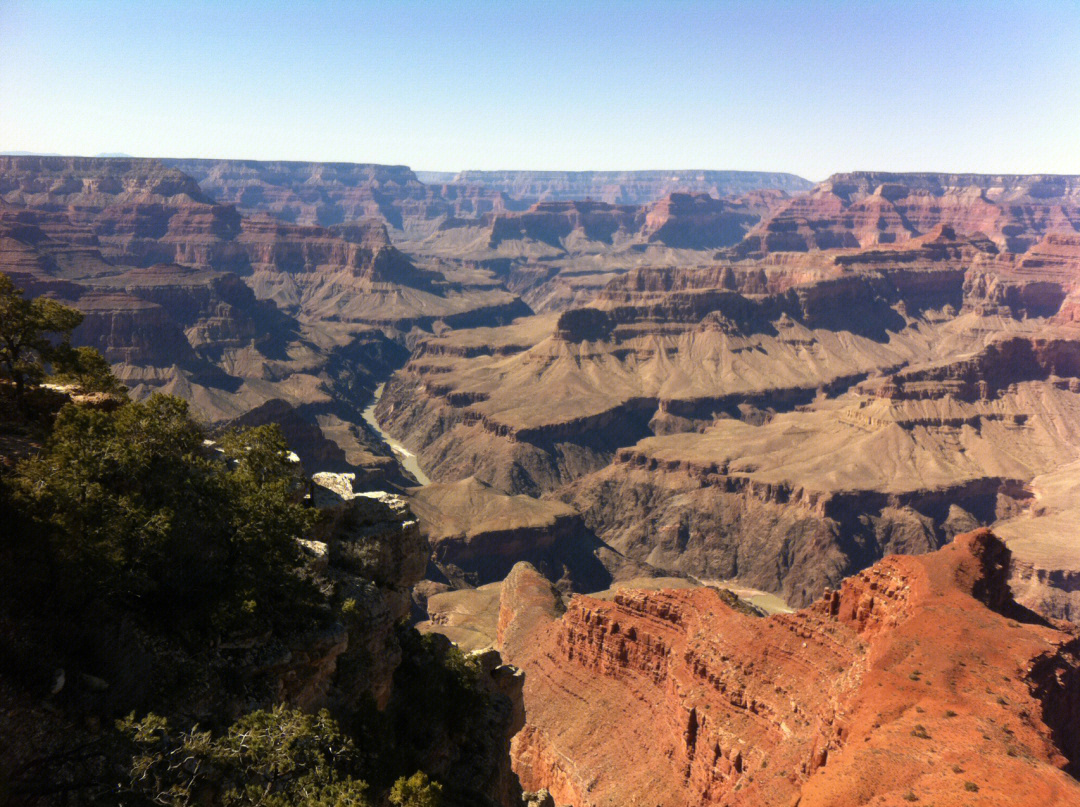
[0,151,133,158]
[419,169,813,204]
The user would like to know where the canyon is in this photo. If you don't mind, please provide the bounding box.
[3,157,1080,805]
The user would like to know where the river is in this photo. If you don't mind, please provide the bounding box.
[361,382,431,486]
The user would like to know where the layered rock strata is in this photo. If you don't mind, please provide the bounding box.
[732,172,1080,257]
[498,532,1080,806]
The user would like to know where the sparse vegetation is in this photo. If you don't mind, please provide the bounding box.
[0,347,498,804]
[911,724,931,740]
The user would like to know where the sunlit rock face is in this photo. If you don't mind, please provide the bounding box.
[497,533,1080,807]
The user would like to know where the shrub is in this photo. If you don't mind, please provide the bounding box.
[389,771,443,807]
[911,724,931,740]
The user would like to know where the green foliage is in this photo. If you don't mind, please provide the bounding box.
[118,706,371,806]
[7,393,319,637]
[50,344,127,394]
[0,272,84,399]
[388,772,442,807]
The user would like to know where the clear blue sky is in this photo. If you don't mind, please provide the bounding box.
[2,0,1078,180]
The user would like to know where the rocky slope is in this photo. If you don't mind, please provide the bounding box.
[407,476,618,591]
[498,531,1080,806]
[560,372,1080,609]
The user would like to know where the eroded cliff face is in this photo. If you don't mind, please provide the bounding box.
[498,532,1080,807]
[304,473,529,806]
[307,473,430,708]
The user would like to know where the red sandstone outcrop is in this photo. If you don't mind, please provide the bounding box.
[498,532,1080,806]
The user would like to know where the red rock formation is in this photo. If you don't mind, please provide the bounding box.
[643,192,762,249]
[487,201,644,248]
[733,172,1080,257]
[499,532,1080,806]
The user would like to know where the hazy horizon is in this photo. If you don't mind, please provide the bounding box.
[3,0,1079,180]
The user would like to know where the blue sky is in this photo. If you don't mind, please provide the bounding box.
[2,0,1078,179]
